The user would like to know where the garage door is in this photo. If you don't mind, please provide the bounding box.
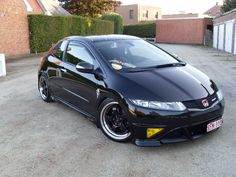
[225,21,234,53]
[234,24,236,55]
[218,24,225,50]
[213,25,218,48]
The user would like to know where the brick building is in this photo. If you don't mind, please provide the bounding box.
[156,18,213,45]
[156,3,222,45]
[0,0,69,58]
[114,4,162,25]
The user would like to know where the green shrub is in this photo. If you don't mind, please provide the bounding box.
[123,23,156,38]
[101,12,123,34]
[28,15,114,53]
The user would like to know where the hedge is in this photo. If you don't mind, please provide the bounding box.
[28,15,114,53]
[123,23,156,38]
[101,13,123,34]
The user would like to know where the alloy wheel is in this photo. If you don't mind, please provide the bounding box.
[39,76,48,100]
[100,102,131,141]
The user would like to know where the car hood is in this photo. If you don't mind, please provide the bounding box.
[115,64,216,102]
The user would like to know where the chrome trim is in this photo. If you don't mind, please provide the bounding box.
[188,100,219,112]
[63,88,89,103]
[212,98,217,102]
[60,68,67,73]
[76,64,84,70]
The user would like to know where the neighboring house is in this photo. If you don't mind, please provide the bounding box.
[213,8,236,55]
[38,0,71,16]
[0,0,70,58]
[204,2,222,17]
[114,4,162,25]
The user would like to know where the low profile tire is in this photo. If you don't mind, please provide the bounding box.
[38,74,53,102]
[98,98,132,142]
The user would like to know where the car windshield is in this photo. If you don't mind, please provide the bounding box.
[94,39,180,71]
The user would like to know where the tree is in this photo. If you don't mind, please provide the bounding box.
[222,0,236,12]
[59,0,121,18]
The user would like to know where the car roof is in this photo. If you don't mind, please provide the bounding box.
[64,34,140,42]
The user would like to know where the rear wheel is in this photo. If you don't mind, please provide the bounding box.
[38,74,53,102]
[98,99,132,142]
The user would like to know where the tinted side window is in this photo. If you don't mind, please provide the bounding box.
[65,43,94,66]
[53,41,68,60]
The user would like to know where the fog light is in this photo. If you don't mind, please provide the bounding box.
[147,128,164,138]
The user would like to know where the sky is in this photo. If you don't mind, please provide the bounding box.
[120,0,223,14]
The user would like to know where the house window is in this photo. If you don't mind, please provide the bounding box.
[142,10,148,18]
[129,10,134,19]
[155,12,159,19]
[22,0,33,12]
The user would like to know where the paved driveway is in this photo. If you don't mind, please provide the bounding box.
[0,45,236,177]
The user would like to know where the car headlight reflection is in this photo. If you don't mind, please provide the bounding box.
[130,100,186,111]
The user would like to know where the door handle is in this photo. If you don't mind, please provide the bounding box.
[60,68,67,73]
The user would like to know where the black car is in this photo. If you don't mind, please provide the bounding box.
[38,35,225,146]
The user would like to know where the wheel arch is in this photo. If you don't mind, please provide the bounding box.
[95,90,126,127]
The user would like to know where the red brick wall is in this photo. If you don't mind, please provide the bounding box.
[156,19,212,45]
[0,0,43,58]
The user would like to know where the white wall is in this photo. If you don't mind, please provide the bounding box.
[213,26,218,48]
[225,21,234,53]
[0,54,6,77]
[218,24,225,50]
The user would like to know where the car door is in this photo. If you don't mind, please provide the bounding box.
[57,41,99,116]
[46,40,69,97]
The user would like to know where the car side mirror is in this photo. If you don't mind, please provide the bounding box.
[76,62,94,73]
[93,67,104,81]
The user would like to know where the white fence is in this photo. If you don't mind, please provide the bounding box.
[0,54,6,77]
[213,20,236,54]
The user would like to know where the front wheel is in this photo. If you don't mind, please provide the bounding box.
[98,99,132,142]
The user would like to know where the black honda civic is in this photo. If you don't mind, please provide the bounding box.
[38,35,225,146]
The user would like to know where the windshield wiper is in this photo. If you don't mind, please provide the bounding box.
[150,61,186,69]
[123,62,186,73]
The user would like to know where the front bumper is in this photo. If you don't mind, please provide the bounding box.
[125,100,225,147]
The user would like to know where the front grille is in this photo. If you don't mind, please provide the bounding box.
[183,93,218,109]
[161,118,220,143]
[187,122,208,137]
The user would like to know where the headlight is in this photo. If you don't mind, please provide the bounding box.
[217,90,224,101]
[130,100,186,111]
